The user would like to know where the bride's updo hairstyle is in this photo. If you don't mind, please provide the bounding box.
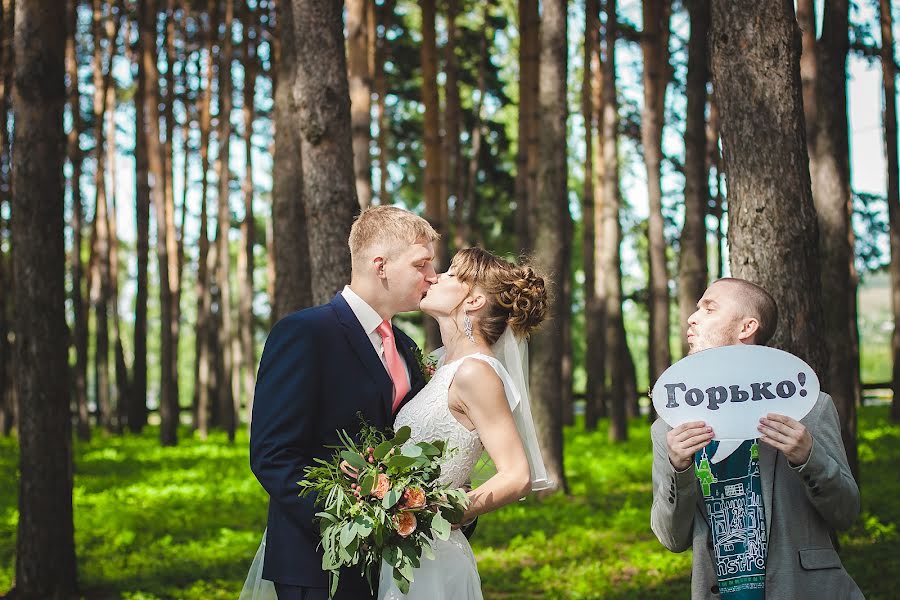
[450,248,550,345]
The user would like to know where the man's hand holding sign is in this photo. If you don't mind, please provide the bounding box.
[649,278,862,600]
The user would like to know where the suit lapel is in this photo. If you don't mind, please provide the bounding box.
[759,441,777,541]
[331,293,394,420]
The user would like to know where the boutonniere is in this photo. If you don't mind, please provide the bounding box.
[413,347,438,383]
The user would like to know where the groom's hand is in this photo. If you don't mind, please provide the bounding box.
[666,421,714,471]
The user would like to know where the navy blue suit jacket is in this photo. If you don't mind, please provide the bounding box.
[250,292,426,589]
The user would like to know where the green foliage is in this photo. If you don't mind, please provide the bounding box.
[0,408,898,598]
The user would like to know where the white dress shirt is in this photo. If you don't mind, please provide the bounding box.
[341,286,411,385]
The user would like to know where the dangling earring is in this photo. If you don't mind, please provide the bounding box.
[463,312,475,342]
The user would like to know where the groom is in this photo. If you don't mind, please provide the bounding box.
[250,206,440,600]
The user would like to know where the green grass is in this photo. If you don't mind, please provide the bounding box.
[1,407,898,599]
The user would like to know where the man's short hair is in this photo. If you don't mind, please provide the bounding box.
[348,206,440,261]
[717,277,779,345]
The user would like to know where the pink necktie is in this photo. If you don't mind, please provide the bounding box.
[376,320,411,414]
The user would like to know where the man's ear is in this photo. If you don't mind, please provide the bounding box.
[737,317,760,343]
[373,256,388,279]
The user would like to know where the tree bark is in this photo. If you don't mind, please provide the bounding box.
[443,0,461,255]
[802,0,858,475]
[347,0,372,210]
[678,0,709,358]
[373,0,393,205]
[89,0,117,431]
[193,0,217,437]
[66,0,91,440]
[140,0,178,445]
[881,0,900,422]
[106,53,129,433]
[131,0,150,433]
[710,0,827,379]
[584,0,607,429]
[461,8,491,249]
[529,0,568,493]
[214,0,236,440]
[641,0,673,394]
[420,0,442,349]
[516,0,539,250]
[11,0,77,594]
[292,0,358,305]
[162,0,181,420]
[272,0,311,320]
[239,5,257,422]
[602,0,628,442]
[0,0,12,437]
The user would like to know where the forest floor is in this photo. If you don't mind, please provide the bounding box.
[0,406,897,599]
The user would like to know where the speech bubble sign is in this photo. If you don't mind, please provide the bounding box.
[651,345,820,463]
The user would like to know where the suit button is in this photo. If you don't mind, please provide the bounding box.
[711,584,719,594]
[668,497,674,504]
[807,480,815,488]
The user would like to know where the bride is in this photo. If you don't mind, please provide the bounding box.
[378,247,553,600]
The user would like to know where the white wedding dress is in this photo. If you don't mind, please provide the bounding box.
[379,352,518,600]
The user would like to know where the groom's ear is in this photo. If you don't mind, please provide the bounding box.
[373,256,388,279]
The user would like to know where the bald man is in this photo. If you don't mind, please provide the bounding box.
[650,278,862,600]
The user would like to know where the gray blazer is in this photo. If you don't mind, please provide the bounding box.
[650,392,863,599]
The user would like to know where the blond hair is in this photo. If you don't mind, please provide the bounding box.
[348,206,440,261]
[451,248,550,345]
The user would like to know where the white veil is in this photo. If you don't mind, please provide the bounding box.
[489,327,554,491]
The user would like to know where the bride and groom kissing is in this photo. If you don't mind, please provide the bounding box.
[243,206,553,600]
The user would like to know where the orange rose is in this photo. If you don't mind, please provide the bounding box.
[401,487,426,509]
[371,473,391,499]
[393,511,417,537]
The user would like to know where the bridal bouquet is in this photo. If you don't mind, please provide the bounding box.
[298,422,470,598]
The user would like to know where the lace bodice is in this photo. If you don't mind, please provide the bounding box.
[394,353,501,489]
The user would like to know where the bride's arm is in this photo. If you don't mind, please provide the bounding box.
[449,358,532,523]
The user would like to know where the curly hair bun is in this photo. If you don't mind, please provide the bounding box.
[498,265,549,338]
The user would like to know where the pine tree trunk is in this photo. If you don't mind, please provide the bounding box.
[602,0,628,442]
[292,0,358,303]
[461,7,490,249]
[0,0,12,437]
[271,0,311,321]
[11,0,77,593]
[443,0,461,254]
[131,1,150,433]
[347,0,371,210]
[678,0,709,359]
[529,0,568,493]
[163,0,181,420]
[881,0,900,423]
[66,0,91,440]
[802,0,858,475]
[90,0,115,432]
[641,0,672,393]
[106,68,129,433]
[215,0,236,440]
[584,0,606,430]
[373,0,393,205]
[239,8,257,421]
[420,0,442,348]
[193,0,217,437]
[140,0,178,446]
[516,0,539,251]
[710,0,827,378]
